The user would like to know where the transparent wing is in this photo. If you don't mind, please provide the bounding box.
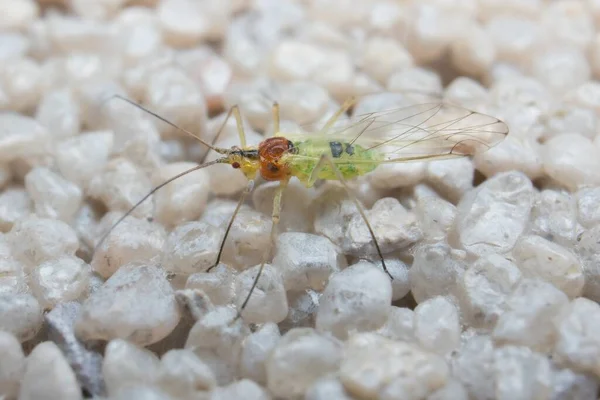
[284,101,509,164]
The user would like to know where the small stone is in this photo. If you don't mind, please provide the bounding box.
[0,32,29,61]
[532,48,590,94]
[387,67,443,95]
[386,258,411,301]
[377,307,415,342]
[553,298,600,377]
[414,296,460,356]
[576,187,600,229]
[35,88,80,140]
[24,167,83,223]
[272,232,346,292]
[266,328,342,399]
[450,334,495,400]
[368,162,427,190]
[91,214,165,278]
[414,195,456,243]
[0,248,27,295]
[513,235,584,298]
[410,242,467,303]
[550,364,599,400]
[0,331,25,398]
[9,217,78,270]
[280,289,320,332]
[426,158,474,203]
[55,131,114,192]
[102,339,161,396]
[485,16,540,64]
[457,254,522,329]
[427,379,469,400]
[0,293,42,342]
[473,136,543,180]
[359,36,413,84]
[175,288,214,321]
[157,349,216,397]
[76,263,180,346]
[493,346,552,400]
[493,279,569,352]
[542,104,598,141]
[530,189,579,247]
[162,221,220,277]
[1,57,43,112]
[451,24,496,76]
[0,112,50,163]
[455,171,534,257]
[18,342,81,400]
[185,264,237,306]
[30,256,91,309]
[112,386,172,400]
[211,379,271,400]
[239,322,280,385]
[541,1,594,51]
[305,376,353,400]
[115,7,163,64]
[340,333,448,399]
[175,47,232,103]
[444,76,489,110]
[235,264,288,324]
[542,133,600,190]
[577,225,600,302]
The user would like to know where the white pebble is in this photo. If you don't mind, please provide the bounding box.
[239,322,280,385]
[1,57,43,112]
[24,167,83,223]
[112,386,171,400]
[235,264,288,324]
[306,376,353,400]
[542,133,600,191]
[451,24,496,76]
[340,333,448,399]
[532,48,590,94]
[157,349,216,397]
[450,334,495,400]
[30,255,90,309]
[553,298,600,377]
[410,242,467,303]
[457,254,522,329]
[266,328,342,399]
[76,263,180,346]
[35,88,80,140]
[473,136,543,180]
[18,342,80,400]
[0,331,25,398]
[368,162,427,189]
[0,293,41,343]
[162,221,220,276]
[359,36,413,84]
[530,189,579,246]
[541,0,594,50]
[455,171,534,257]
[316,261,391,340]
[377,307,415,342]
[576,187,600,228]
[550,365,599,400]
[513,235,584,298]
[91,214,165,278]
[185,264,237,306]
[280,289,320,331]
[427,379,469,400]
[577,225,600,302]
[386,259,411,301]
[272,232,346,292]
[55,131,114,192]
[414,195,456,243]
[414,296,460,356]
[0,247,27,295]
[493,345,552,400]
[0,32,29,61]
[485,16,540,64]
[387,67,443,95]
[493,279,568,352]
[426,158,474,203]
[0,112,49,163]
[102,338,161,396]
[175,47,232,104]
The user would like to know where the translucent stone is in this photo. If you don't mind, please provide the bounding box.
[549,365,599,400]
[473,136,543,180]
[457,254,521,329]
[513,235,584,298]
[450,334,495,400]
[426,158,474,203]
[485,16,540,64]
[530,189,579,247]
[427,379,469,400]
[266,328,342,399]
[340,333,448,399]
[385,259,411,301]
[444,77,489,110]
[414,195,456,243]
[272,232,346,292]
[235,264,288,324]
[280,289,320,332]
[268,40,337,81]
[157,349,216,397]
[18,342,80,400]
[368,162,427,189]
[0,32,29,61]
[161,221,220,276]
[46,13,118,54]
[157,0,231,47]
[102,338,161,396]
[493,279,569,352]
[0,253,27,295]
[410,242,467,303]
[553,298,600,377]
[88,157,153,218]
[30,256,91,309]
[455,171,534,257]
[0,112,49,163]
[24,167,83,223]
[576,187,600,228]
[212,379,271,400]
[0,331,25,398]
[316,261,392,340]
[451,24,496,76]
[91,214,165,278]
[414,296,460,356]
[239,323,281,385]
[577,225,600,302]
[222,77,279,132]
[1,57,43,112]
[76,263,180,346]
[493,346,552,400]
[185,306,250,385]
[543,104,598,141]
[541,0,594,50]
[542,133,600,190]
[112,386,171,400]
[252,179,315,233]
[376,307,415,342]
[272,81,330,128]
[55,131,114,192]
[306,376,353,400]
[359,36,413,84]
[151,162,210,227]
[0,187,32,232]
[35,88,80,140]
[387,67,443,95]
[9,217,78,270]
[532,48,590,94]
[185,264,237,306]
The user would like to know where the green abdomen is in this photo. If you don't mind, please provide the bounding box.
[288,139,382,186]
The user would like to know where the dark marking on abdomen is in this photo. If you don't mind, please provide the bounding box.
[329,141,343,158]
[344,143,354,155]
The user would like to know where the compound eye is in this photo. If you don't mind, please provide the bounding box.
[232,162,241,169]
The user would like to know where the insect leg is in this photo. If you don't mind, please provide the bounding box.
[320,96,357,134]
[272,102,280,136]
[206,179,256,272]
[209,105,247,150]
[308,155,393,279]
[237,179,288,319]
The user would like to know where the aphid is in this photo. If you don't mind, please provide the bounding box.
[96,94,509,318]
